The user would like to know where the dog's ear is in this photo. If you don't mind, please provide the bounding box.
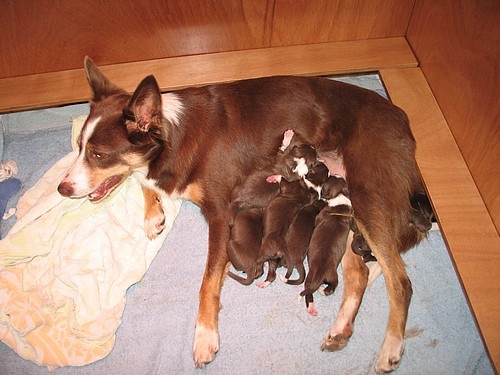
[84,56,124,102]
[125,75,163,133]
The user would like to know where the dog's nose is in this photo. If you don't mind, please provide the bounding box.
[57,182,73,197]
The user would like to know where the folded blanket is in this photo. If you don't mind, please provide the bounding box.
[0,128,181,368]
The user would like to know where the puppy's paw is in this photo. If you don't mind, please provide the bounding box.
[307,303,318,316]
[193,324,219,368]
[375,335,404,373]
[255,280,271,288]
[280,129,295,150]
[144,197,165,240]
[266,174,282,183]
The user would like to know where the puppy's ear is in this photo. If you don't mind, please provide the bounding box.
[84,56,124,102]
[125,75,163,133]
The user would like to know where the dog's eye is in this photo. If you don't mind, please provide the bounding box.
[92,152,108,159]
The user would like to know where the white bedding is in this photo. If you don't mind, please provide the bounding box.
[0,118,181,368]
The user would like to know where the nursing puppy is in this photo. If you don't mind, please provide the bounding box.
[58,57,427,372]
[279,161,329,285]
[226,207,265,285]
[280,198,327,285]
[303,161,330,198]
[300,176,352,316]
[257,178,314,287]
[228,135,316,226]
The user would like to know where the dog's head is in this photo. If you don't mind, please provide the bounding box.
[58,57,168,201]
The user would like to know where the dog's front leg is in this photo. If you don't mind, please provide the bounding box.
[193,215,229,368]
[142,186,166,239]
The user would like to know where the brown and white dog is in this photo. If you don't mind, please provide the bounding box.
[58,57,426,373]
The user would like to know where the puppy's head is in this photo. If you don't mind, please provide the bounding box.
[57,57,167,201]
[305,161,329,186]
[321,175,349,201]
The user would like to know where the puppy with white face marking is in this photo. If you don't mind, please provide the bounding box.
[58,57,427,373]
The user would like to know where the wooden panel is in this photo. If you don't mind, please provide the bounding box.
[0,37,417,113]
[0,0,414,78]
[271,0,414,45]
[381,68,500,372]
[406,0,500,233]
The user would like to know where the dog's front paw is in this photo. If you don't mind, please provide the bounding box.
[144,197,165,240]
[375,335,404,373]
[193,324,219,368]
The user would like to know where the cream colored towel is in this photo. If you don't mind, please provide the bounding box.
[0,116,181,368]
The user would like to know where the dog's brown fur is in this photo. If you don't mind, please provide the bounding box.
[58,57,426,373]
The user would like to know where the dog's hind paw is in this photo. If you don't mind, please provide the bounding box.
[193,324,219,368]
[320,329,351,351]
[375,335,404,373]
[320,333,349,351]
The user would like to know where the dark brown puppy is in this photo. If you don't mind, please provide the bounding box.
[226,207,265,285]
[303,161,330,198]
[228,138,316,227]
[301,176,352,316]
[257,178,314,288]
[280,198,327,285]
[279,161,330,285]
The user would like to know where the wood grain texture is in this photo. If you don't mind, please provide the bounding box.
[0,0,414,78]
[406,0,500,234]
[381,68,500,372]
[0,38,417,113]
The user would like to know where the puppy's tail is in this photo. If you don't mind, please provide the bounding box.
[227,271,256,286]
[281,264,306,285]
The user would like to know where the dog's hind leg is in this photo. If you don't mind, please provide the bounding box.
[321,231,368,351]
[357,221,412,374]
[193,215,230,368]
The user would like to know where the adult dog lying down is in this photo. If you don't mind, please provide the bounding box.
[58,57,426,373]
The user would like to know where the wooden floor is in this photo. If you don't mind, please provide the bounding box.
[0,37,498,371]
